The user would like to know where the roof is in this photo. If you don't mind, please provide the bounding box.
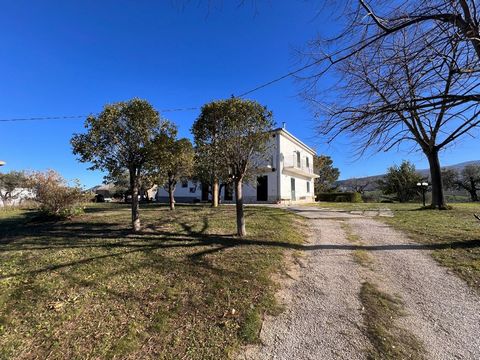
[272,127,317,155]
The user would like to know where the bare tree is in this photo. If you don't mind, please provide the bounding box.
[446,164,480,201]
[307,26,480,208]
[345,178,371,195]
[304,1,480,78]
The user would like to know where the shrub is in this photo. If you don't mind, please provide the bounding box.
[317,192,363,203]
[28,170,86,218]
[335,194,350,202]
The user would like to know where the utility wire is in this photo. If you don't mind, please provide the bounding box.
[0,56,329,122]
[0,107,200,122]
[236,58,324,98]
[0,115,87,122]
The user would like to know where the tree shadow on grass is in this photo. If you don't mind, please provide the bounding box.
[1,210,479,281]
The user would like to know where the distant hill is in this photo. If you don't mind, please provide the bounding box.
[337,160,480,191]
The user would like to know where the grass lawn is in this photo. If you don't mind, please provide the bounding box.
[0,203,305,359]
[317,201,480,291]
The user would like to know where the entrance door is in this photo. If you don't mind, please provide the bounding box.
[257,176,268,201]
[291,178,296,201]
[201,183,209,201]
[224,183,233,201]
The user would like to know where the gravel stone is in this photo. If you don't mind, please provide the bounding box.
[243,206,480,360]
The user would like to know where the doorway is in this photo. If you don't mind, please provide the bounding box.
[291,178,296,201]
[224,183,233,201]
[201,183,209,201]
[257,175,268,201]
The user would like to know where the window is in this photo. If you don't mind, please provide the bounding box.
[306,157,310,168]
[296,151,301,167]
[181,179,188,188]
[307,181,310,193]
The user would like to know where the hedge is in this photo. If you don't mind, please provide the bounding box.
[316,192,363,203]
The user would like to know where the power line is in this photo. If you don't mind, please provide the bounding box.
[236,58,324,98]
[0,56,328,123]
[0,115,87,122]
[0,107,199,122]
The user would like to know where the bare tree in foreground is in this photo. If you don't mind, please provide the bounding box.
[307,27,480,208]
[298,1,480,208]
[306,1,480,77]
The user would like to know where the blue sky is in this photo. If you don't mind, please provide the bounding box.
[0,1,478,188]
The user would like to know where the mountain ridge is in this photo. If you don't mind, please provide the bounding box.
[337,160,480,189]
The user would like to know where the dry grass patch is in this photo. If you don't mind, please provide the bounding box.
[360,282,425,360]
[341,222,374,268]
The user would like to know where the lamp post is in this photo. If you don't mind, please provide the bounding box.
[417,182,429,207]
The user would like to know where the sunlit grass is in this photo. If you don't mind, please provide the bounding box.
[0,203,306,359]
[315,201,480,291]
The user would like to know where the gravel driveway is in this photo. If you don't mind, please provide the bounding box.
[243,206,480,360]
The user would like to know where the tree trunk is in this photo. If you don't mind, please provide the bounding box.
[212,178,219,207]
[469,189,478,202]
[130,170,141,232]
[234,178,246,237]
[168,181,175,210]
[468,178,479,201]
[425,149,447,209]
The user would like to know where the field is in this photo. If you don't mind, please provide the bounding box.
[317,201,480,291]
[0,204,305,359]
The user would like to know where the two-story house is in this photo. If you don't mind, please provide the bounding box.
[156,126,319,204]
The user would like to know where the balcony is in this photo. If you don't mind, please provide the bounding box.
[283,155,320,179]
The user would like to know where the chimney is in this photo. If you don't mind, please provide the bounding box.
[282,122,286,129]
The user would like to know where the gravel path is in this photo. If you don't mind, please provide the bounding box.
[243,206,480,360]
[350,217,480,360]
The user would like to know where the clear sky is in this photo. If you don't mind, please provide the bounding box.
[0,1,478,188]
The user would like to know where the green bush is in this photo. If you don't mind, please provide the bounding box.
[335,195,349,202]
[317,192,363,203]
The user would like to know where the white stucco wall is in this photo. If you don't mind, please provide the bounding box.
[0,188,33,207]
[278,131,316,202]
[155,128,317,204]
[156,180,202,202]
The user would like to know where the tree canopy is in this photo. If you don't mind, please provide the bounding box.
[378,161,423,203]
[442,164,480,201]
[71,98,172,231]
[0,171,28,206]
[301,0,480,209]
[150,134,195,210]
[194,98,274,236]
[313,155,340,196]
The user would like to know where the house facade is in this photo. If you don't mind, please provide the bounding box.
[156,127,319,204]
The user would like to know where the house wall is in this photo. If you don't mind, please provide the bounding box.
[0,188,34,207]
[233,133,279,203]
[278,131,316,203]
[221,169,278,203]
[155,129,317,204]
[156,180,202,203]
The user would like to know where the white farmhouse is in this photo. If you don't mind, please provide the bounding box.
[156,126,319,204]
